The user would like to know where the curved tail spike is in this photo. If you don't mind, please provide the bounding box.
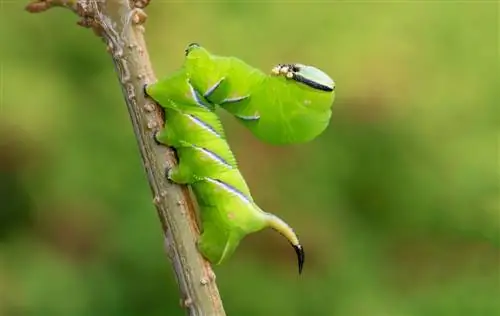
[293,244,305,274]
[263,213,304,274]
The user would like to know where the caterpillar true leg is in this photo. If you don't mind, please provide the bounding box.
[164,165,174,182]
[152,130,163,146]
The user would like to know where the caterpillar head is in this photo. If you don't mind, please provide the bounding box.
[271,63,335,92]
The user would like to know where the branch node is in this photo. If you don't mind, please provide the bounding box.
[144,103,156,112]
[153,195,161,205]
[181,297,194,308]
[147,120,159,130]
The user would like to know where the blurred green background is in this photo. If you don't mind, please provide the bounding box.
[1,1,499,315]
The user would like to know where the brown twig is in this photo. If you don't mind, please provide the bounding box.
[25,0,226,315]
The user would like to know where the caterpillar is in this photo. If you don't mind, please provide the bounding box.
[144,44,335,273]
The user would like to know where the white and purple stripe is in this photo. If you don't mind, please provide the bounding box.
[192,145,232,169]
[204,78,225,98]
[187,80,211,109]
[205,178,253,205]
[186,114,222,138]
[234,113,260,121]
[220,95,250,105]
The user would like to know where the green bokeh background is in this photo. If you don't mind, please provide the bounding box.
[1,1,499,315]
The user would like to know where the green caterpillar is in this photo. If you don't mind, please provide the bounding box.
[145,44,335,273]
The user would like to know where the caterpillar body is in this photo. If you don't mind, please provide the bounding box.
[145,44,336,273]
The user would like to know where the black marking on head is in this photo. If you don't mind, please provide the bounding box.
[292,73,334,92]
[293,244,305,274]
[185,43,200,56]
[143,84,150,97]
[284,64,300,72]
[204,78,225,99]
[277,64,300,73]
